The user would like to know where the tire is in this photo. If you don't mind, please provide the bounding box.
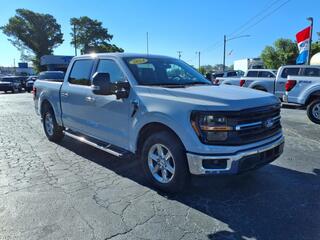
[140,131,190,193]
[42,106,64,142]
[307,99,320,124]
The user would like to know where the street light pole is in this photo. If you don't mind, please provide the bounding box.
[146,32,149,55]
[307,17,313,65]
[196,51,201,71]
[73,24,77,56]
[223,35,226,72]
[222,34,250,72]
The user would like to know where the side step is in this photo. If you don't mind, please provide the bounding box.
[63,130,130,158]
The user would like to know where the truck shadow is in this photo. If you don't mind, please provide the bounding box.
[58,136,320,240]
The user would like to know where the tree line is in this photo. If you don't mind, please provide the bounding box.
[1,9,123,71]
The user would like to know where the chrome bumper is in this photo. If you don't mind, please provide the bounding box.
[186,135,285,175]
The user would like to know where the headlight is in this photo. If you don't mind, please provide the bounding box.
[191,112,233,143]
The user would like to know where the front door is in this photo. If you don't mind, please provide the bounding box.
[86,58,130,150]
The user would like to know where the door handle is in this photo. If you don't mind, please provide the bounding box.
[61,92,69,97]
[85,96,95,103]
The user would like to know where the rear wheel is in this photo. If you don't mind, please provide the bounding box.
[140,131,189,193]
[42,106,64,142]
[307,99,320,124]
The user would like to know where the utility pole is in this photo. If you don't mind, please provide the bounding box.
[73,24,77,56]
[222,34,250,72]
[307,17,313,65]
[195,51,201,71]
[177,51,182,60]
[223,35,226,72]
[13,58,16,74]
[146,32,149,54]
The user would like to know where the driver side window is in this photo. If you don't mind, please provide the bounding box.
[96,59,125,83]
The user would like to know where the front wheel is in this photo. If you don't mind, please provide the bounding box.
[307,99,320,124]
[42,107,64,142]
[140,131,190,193]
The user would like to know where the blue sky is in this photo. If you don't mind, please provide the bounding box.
[0,0,319,67]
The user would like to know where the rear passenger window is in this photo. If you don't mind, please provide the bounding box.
[96,59,125,83]
[227,71,237,77]
[68,60,94,86]
[281,68,300,78]
[258,71,275,78]
[303,68,320,77]
[246,71,258,77]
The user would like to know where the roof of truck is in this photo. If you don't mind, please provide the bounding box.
[75,52,175,59]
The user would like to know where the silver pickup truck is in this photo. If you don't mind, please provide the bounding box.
[34,53,284,192]
[284,73,320,124]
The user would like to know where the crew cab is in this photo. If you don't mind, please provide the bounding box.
[238,69,277,91]
[34,53,284,192]
[283,72,320,124]
[219,69,276,87]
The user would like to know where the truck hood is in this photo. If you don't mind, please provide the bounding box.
[135,85,279,111]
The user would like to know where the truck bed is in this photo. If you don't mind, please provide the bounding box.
[34,80,63,124]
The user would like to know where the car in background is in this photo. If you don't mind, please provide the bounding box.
[238,69,277,91]
[38,71,65,82]
[26,76,38,92]
[284,73,320,124]
[211,70,244,85]
[0,76,23,93]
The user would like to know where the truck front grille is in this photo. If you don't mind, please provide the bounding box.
[207,104,282,146]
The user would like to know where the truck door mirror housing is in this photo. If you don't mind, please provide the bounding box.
[92,72,130,99]
[91,72,114,95]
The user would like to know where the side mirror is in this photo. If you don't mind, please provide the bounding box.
[114,81,130,99]
[91,72,115,95]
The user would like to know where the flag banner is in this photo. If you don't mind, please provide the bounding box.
[296,26,311,64]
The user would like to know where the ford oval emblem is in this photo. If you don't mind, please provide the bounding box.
[264,119,274,128]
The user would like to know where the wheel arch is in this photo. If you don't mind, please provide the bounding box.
[305,90,320,106]
[135,122,186,156]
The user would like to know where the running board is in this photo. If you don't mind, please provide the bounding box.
[63,130,124,157]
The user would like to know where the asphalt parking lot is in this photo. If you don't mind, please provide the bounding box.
[0,92,319,240]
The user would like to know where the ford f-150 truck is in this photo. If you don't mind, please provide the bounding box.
[283,74,320,124]
[34,53,284,192]
[218,69,276,87]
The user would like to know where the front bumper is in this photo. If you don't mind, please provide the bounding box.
[186,135,284,175]
[0,86,13,91]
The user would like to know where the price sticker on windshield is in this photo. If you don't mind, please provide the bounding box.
[129,58,148,64]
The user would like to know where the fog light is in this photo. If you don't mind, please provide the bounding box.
[202,158,228,169]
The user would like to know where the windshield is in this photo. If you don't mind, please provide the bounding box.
[123,57,211,86]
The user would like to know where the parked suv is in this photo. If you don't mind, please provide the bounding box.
[34,53,284,192]
[0,76,23,93]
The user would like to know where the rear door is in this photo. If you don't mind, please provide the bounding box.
[275,67,300,98]
[60,59,96,133]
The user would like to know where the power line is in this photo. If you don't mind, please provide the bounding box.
[185,0,291,65]
[235,0,292,36]
[228,0,283,38]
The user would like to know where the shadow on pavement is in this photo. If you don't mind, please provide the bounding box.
[59,136,320,240]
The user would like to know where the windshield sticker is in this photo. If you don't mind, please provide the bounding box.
[129,58,148,64]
